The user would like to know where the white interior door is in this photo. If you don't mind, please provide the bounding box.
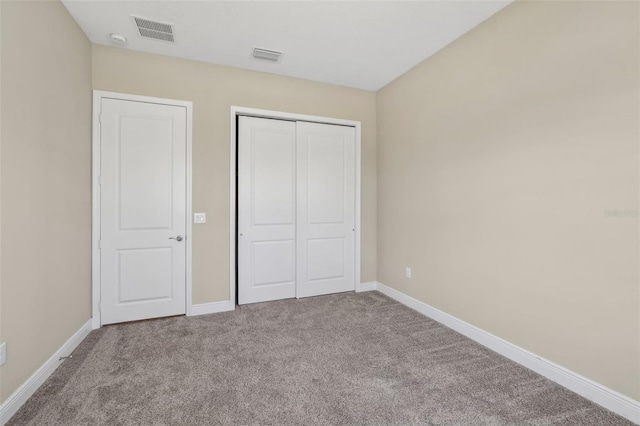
[296,122,356,298]
[100,98,187,325]
[238,116,297,304]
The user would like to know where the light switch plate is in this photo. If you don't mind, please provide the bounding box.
[0,342,6,366]
[194,213,206,224]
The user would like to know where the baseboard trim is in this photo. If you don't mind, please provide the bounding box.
[91,316,100,330]
[189,300,235,317]
[375,281,640,424]
[356,281,378,292]
[0,319,93,425]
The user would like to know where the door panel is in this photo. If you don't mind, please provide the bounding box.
[251,240,296,286]
[252,136,296,226]
[308,136,346,224]
[100,98,187,324]
[118,116,174,230]
[297,122,356,298]
[117,248,173,302]
[307,237,346,281]
[238,116,297,304]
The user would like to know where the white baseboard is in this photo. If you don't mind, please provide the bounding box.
[375,281,640,424]
[188,300,235,317]
[356,281,378,292]
[0,319,93,426]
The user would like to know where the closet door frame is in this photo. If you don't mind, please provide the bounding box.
[230,106,363,305]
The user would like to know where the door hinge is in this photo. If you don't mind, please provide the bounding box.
[98,240,102,249]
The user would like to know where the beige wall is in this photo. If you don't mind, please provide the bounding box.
[92,45,377,304]
[377,0,639,400]
[0,0,92,403]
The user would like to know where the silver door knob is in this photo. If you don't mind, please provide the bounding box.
[169,235,184,242]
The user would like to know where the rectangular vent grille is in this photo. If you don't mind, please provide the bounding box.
[253,48,282,62]
[133,16,174,43]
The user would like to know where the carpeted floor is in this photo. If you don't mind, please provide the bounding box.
[7,291,633,425]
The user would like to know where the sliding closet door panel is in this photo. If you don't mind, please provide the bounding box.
[297,122,356,298]
[238,116,297,304]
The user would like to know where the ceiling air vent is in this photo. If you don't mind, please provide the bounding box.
[252,47,282,63]
[132,16,174,43]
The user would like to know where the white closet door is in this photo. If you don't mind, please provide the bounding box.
[296,122,356,298]
[100,98,187,325]
[238,116,297,304]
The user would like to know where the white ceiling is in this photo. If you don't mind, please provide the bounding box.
[62,1,512,91]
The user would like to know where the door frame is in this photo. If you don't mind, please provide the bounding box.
[230,106,362,306]
[92,91,193,329]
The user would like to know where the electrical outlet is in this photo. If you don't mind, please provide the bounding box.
[194,213,206,224]
[405,267,412,279]
[0,342,6,366]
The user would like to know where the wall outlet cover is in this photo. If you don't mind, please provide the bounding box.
[405,267,412,279]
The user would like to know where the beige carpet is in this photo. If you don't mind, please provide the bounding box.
[7,291,633,425]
